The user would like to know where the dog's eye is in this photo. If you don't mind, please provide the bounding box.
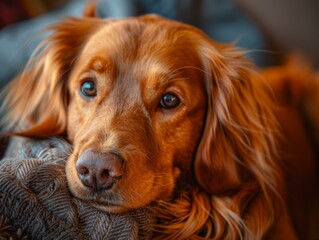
[80,81,97,98]
[160,93,180,109]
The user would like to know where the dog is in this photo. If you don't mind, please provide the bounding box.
[0,14,317,239]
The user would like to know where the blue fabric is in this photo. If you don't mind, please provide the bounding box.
[0,0,268,88]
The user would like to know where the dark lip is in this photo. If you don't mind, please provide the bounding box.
[82,192,120,207]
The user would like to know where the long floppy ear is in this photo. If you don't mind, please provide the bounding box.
[0,17,105,137]
[195,42,281,197]
[193,43,285,238]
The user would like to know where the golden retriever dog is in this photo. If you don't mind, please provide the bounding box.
[0,14,317,239]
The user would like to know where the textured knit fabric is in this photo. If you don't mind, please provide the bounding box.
[0,137,154,239]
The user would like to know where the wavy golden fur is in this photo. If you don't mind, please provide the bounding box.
[1,15,313,239]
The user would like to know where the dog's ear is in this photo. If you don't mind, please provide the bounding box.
[194,42,281,196]
[0,17,105,137]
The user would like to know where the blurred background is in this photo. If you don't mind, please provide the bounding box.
[0,0,318,238]
[0,0,318,88]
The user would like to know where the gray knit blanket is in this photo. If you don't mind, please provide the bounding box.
[0,137,154,239]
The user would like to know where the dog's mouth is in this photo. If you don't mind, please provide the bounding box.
[68,170,164,213]
[66,147,175,213]
[73,187,126,211]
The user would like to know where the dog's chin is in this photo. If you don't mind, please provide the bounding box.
[68,185,156,213]
[65,171,159,213]
[67,176,175,213]
[91,201,130,214]
[65,153,178,213]
[67,183,127,213]
[86,195,127,213]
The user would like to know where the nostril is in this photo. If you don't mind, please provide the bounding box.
[76,165,95,189]
[102,169,110,178]
[77,166,89,176]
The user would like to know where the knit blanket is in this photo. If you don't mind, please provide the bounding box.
[0,137,154,239]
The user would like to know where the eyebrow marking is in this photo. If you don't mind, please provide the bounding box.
[90,57,113,74]
[93,59,103,71]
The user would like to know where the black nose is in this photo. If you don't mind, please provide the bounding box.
[76,149,125,191]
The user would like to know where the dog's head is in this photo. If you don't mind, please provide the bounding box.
[64,16,210,212]
[0,15,280,219]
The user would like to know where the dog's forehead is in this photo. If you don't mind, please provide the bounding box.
[83,19,200,62]
[78,19,204,84]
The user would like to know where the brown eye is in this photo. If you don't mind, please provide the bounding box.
[81,81,97,98]
[160,93,180,109]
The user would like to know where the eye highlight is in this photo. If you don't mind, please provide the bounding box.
[80,80,97,98]
[160,93,180,109]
